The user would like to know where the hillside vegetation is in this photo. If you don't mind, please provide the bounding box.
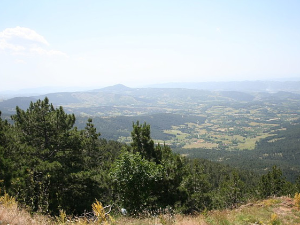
[1,86,300,181]
[1,98,300,219]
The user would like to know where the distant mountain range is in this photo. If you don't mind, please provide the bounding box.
[1,80,300,99]
[1,81,300,116]
[146,80,300,93]
[0,86,100,99]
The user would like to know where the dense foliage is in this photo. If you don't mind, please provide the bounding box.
[1,98,299,216]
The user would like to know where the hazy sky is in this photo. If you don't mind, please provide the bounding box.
[1,0,300,91]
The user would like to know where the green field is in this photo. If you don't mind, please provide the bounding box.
[146,103,299,150]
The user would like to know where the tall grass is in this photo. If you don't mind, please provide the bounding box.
[0,191,53,225]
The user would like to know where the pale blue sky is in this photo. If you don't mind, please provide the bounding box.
[1,0,300,90]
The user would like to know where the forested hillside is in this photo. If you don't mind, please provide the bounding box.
[1,85,300,185]
[1,98,300,217]
[176,120,300,182]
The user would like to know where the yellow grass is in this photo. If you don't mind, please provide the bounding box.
[0,193,53,225]
[295,193,300,210]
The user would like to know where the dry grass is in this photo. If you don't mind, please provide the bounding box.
[295,193,300,210]
[0,193,54,225]
[114,214,207,225]
[1,194,300,225]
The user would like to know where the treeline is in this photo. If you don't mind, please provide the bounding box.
[0,98,300,216]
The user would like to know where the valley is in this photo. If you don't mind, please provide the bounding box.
[1,81,300,180]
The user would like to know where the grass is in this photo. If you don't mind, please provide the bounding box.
[0,192,53,225]
[164,128,190,140]
[183,141,218,149]
[295,193,300,210]
[1,193,300,225]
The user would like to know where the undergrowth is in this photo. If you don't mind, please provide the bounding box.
[1,191,300,225]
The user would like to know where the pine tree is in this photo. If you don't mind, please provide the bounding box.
[258,166,291,198]
[131,121,156,161]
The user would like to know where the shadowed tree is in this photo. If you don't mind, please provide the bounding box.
[0,111,13,191]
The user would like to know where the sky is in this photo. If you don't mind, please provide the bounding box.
[1,0,300,91]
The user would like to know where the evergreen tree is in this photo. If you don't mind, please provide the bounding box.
[216,171,246,209]
[8,98,78,212]
[11,97,75,154]
[80,118,101,169]
[258,166,291,198]
[0,111,13,191]
[7,98,102,214]
[131,121,158,161]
